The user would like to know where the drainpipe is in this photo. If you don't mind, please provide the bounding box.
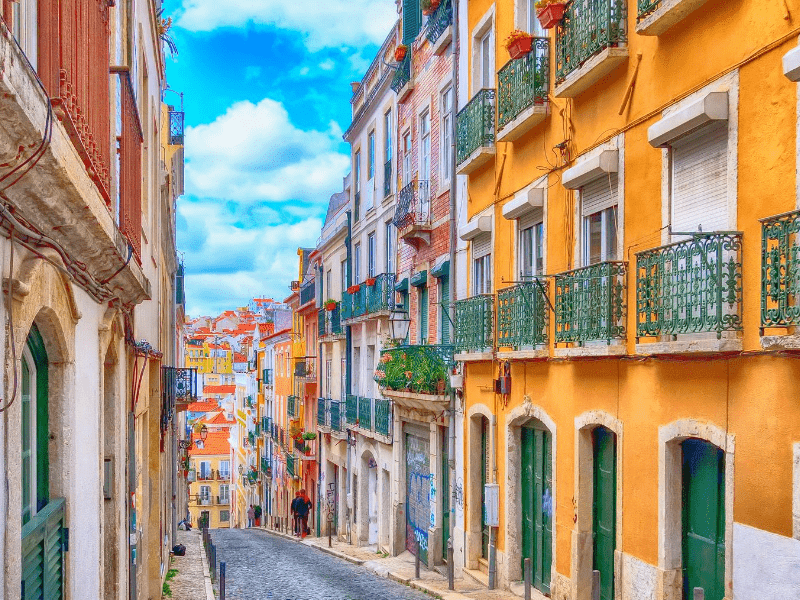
[345,210,353,538]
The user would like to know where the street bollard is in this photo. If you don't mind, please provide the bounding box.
[447,538,454,591]
[524,557,532,600]
[211,543,217,582]
[220,561,226,600]
[415,540,421,579]
[328,522,332,548]
[693,589,704,600]
[488,544,496,590]
[592,570,600,600]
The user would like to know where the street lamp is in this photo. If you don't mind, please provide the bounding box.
[388,309,411,343]
[200,424,208,441]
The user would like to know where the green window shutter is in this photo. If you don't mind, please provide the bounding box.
[419,285,429,344]
[441,426,450,559]
[440,275,450,345]
[22,498,65,600]
[682,439,725,600]
[521,426,553,595]
[593,427,617,600]
[402,0,421,45]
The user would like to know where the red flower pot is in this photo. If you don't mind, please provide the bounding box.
[537,3,566,29]
[325,302,337,311]
[506,36,534,60]
[394,46,407,62]
[365,278,376,287]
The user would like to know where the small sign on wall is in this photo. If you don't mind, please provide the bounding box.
[484,483,499,527]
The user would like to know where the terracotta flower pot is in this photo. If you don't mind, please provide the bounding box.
[325,302,337,311]
[537,3,566,29]
[507,36,534,60]
[365,278,376,286]
[395,46,408,62]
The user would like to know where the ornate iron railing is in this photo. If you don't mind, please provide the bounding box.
[375,344,455,395]
[636,233,743,340]
[497,38,550,130]
[341,295,353,321]
[555,0,627,84]
[761,210,800,330]
[287,395,297,418]
[318,310,326,337]
[555,262,627,344]
[375,399,391,436]
[345,394,358,425]
[318,397,327,426]
[366,273,397,313]
[426,0,453,43]
[169,110,185,145]
[358,397,373,431]
[496,281,549,349]
[248,431,255,447]
[393,180,432,229]
[330,400,342,432]
[456,89,495,166]
[455,295,494,352]
[637,0,661,21]
[300,280,315,305]
[286,454,296,478]
[261,457,270,474]
[391,54,412,93]
[384,159,393,197]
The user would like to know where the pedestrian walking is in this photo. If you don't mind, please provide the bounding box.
[247,505,255,528]
[290,491,303,536]
[298,489,312,538]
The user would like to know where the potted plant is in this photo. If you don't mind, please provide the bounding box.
[536,0,567,29]
[347,284,361,294]
[421,0,441,16]
[324,298,337,311]
[394,44,408,62]
[302,432,317,440]
[365,277,376,286]
[504,30,534,60]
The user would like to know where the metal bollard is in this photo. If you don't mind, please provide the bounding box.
[415,540,421,579]
[592,570,601,600]
[524,557,532,600]
[488,544,496,590]
[211,544,217,582]
[447,538,454,591]
[693,589,704,600]
[219,561,226,600]
[328,522,332,548]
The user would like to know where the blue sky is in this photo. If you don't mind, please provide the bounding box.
[165,0,397,317]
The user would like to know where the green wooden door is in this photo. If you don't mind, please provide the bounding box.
[440,276,450,345]
[481,418,489,559]
[593,427,616,600]
[682,439,725,600]
[441,426,450,559]
[419,285,429,344]
[521,426,552,595]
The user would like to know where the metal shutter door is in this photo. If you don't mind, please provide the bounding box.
[518,207,544,232]
[581,174,618,217]
[472,232,492,259]
[671,123,728,233]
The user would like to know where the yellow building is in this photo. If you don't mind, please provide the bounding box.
[187,431,232,529]
[185,337,233,374]
[454,1,800,599]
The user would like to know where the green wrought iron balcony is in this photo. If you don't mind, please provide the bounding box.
[317,397,327,427]
[496,281,549,350]
[456,89,495,174]
[636,233,743,341]
[393,180,432,233]
[455,295,494,353]
[286,454,296,478]
[358,397,373,431]
[497,38,549,137]
[390,54,411,94]
[366,273,397,313]
[287,395,297,418]
[555,0,627,87]
[426,0,453,44]
[321,303,343,337]
[637,0,661,22]
[345,394,358,425]
[761,210,800,332]
[248,431,255,447]
[375,344,455,395]
[555,262,627,345]
[318,310,326,337]
[300,279,315,306]
[375,399,391,436]
[330,400,342,432]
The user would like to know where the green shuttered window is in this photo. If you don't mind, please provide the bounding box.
[402,0,421,45]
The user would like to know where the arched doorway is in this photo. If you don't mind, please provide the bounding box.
[520,420,553,596]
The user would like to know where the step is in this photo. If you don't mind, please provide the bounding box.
[462,567,489,588]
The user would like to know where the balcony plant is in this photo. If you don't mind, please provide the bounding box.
[302,431,317,440]
[365,277,376,286]
[395,44,408,62]
[347,284,361,294]
[535,0,567,29]
[504,30,534,60]
[421,0,441,16]
[324,298,337,311]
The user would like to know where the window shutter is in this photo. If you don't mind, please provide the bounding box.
[518,207,543,233]
[440,275,450,345]
[671,123,728,233]
[581,174,618,216]
[403,0,421,45]
[472,232,492,259]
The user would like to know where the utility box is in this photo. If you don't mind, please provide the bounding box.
[484,483,500,527]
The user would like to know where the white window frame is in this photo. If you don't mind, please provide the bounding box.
[515,0,546,37]
[471,7,496,95]
[519,221,544,278]
[219,460,230,478]
[367,232,376,278]
[582,203,619,266]
[12,0,38,69]
[402,130,412,187]
[354,243,361,283]
[440,84,454,184]
[473,254,492,295]
[385,221,395,274]
[384,109,393,196]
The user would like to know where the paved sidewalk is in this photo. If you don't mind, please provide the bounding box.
[253,526,518,600]
[166,529,211,600]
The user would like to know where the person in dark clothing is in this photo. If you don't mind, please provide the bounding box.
[297,489,312,538]
[290,491,303,536]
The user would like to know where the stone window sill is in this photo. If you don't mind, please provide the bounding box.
[636,336,742,355]
[554,344,626,358]
[456,146,495,175]
[454,351,493,362]
[554,47,628,99]
[496,104,548,143]
[636,0,711,36]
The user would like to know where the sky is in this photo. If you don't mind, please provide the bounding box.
[165,0,398,317]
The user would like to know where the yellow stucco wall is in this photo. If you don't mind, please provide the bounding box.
[188,455,231,529]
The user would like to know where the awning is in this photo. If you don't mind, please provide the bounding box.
[394,277,409,292]
[431,256,450,278]
[410,270,428,287]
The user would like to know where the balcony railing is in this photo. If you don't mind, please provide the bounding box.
[366,273,397,313]
[390,54,412,93]
[456,89,495,166]
[318,397,327,426]
[286,455,296,478]
[762,210,800,331]
[384,160,393,197]
[636,233,743,340]
[169,110,185,145]
[300,280,315,306]
[496,281,549,349]
[318,309,326,336]
[375,345,455,395]
[426,0,453,44]
[287,395,297,418]
[455,295,494,352]
[637,0,662,21]
[393,180,432,229]
[216,495,230,505]
[497,39,549,131]
[345,394,358,425]
[375,399,391,436]
[555,0,627,84]
[555,262,627,345]
[358,397,373,431]
[330,400,342,432]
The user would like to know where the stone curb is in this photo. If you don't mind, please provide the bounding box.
[199,540,215,600]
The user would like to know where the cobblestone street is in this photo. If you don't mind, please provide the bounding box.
[211,528,432,599]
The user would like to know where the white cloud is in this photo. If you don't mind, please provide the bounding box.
[176,0,397,50]
[184,98,349,205]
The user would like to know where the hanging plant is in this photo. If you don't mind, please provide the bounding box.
[504,30,534,59]
[535,0,567,29]
[347,284,361,294]
[421,0,441,15]
[325,299,337,311]
[365,277,377,287]
[302,432,317,440]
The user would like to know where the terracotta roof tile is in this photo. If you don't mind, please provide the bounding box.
[188,431,230,456]
[203,385,236,395]
[187,401,219,413]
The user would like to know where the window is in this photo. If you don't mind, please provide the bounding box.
[341,259,348,294]
[354,243,361,283]
[200,485,211,503]
[418,285,429,344]
[477,29,494,90]
[325,359,332,397]
[220,510,230,522]
[518,210,544,278]
[12,0,38,68]
[219,484,230,501]
[420,111,431,216]
[219,460,230,479]
[439,275,451,344]
[326,269,332,298]
[441,87,453,182]
[21,326,48,526]
[354,150,361,220]
[472,233,492,295]
[520,0,546,36]
[198,460,211,479]
[384,110,393,196]
[368,131,375,181]
[385,221,395,274]
[367,232,377,277]
[403,132,412,186]
[581,175,618,266]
